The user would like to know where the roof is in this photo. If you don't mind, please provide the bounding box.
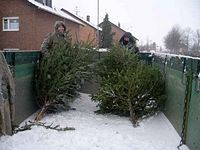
[61,8,102,31]
[99,21,125,32]
[27,0,84,25]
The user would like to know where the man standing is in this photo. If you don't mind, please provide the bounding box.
[40,21,70,56]
[36,21,71,121]
[119,32,139,54]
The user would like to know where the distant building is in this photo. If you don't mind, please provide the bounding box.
[61,9,101,46]
[99,21,138,45]
[0,0,84,51]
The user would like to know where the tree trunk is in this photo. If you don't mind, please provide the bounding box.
[128,99,137,126]
[35,106,47,121]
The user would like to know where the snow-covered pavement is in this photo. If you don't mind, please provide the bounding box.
[0,93,189,150]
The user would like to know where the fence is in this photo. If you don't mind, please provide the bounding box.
[151,52,200,150]
[4,51,40,124]
[3,50,200,150]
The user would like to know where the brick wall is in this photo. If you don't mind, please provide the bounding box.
[61,9,98,47]
[99,22,126,46]
[0,0,80,51]
[79,25,98,46]
[111,24,126,45]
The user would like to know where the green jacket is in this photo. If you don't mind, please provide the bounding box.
[40,21,70,56]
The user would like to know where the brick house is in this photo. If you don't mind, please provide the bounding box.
[61,8,101,47]
[99,21,125,45]
[99,21,138,45]
[0,0,84,51]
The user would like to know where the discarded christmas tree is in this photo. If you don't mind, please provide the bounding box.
[35,39,95,121]
[92,46,166,126]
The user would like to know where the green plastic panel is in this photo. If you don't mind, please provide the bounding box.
[4,51,40,124]
[15,63,37,78]
[164,67,186,134]
[152,54,200,150]
[186,80,200,150]
[15,76,38,124]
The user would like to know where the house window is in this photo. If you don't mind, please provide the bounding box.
[3,17,19,31]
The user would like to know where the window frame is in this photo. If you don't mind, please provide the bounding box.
[2,17,19,31]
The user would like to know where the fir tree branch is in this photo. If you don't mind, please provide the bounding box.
[13,120,75,134]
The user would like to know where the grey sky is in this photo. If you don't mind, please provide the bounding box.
[53,0,200,47]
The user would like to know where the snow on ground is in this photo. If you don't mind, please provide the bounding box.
[0,93,189,150]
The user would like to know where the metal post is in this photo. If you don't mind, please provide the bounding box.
[97,0,100,48]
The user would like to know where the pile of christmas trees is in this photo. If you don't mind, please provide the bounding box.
[35,38,165,126]
[92,46,166,126]
[35,41,95,121]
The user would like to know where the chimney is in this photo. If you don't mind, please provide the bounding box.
[35,0,43,4]
[45,0,52,8]
[86,15,90,22]
[118,22,120,28]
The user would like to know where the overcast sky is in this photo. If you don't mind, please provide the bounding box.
[53,0,200,47]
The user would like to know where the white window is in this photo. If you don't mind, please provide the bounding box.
[3,17,19,31]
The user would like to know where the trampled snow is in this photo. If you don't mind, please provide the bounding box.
[0,93,189,150]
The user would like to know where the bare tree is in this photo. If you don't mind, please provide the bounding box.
[182,27,193,52]
[164,25,182,54]
[192,29,200,52]
[152,42,157,50]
